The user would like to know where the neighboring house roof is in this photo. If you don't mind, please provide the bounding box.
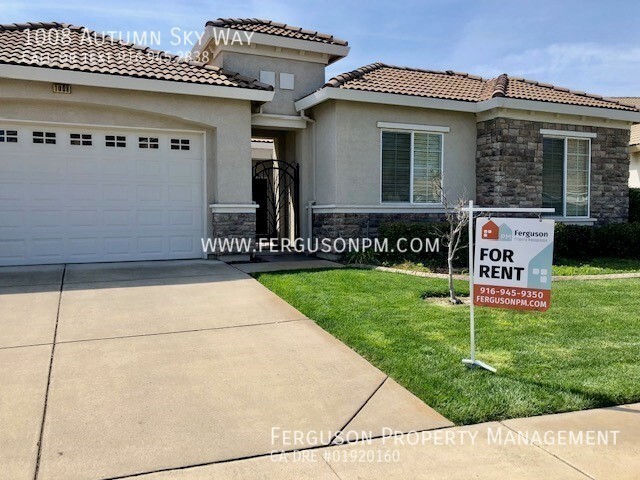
[613,98,640,145]
[206,18,348,46]
[322,63,638,112]
[0,22,272,91]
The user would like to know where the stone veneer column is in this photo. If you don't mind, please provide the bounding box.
[209,205,257,256]
[476,118,630,224]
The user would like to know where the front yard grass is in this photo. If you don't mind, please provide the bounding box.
[382,257,640,276]
[256,268,640,425]
[552,257,640,276]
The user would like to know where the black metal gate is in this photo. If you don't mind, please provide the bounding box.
[252,160,299,240]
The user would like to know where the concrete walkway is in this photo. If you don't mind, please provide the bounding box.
[134,403,640,480]
[0,260,449,480]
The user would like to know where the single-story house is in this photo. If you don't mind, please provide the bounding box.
[612,98,640,187]
[1,19,639,265]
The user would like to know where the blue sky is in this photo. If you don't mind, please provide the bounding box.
[2,0,640,96]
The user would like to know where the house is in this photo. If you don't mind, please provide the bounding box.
[612,98,640,187]
[1,19,639,266]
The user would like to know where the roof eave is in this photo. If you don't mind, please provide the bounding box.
[0,63,275,102]
[196,26,350,65]
[295,86,640,122]
[294,88,478,113]
[478,97,640,123]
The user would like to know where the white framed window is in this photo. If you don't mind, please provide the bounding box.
[542,136,591,217]
[106,135,126,147]
[33,131,56,144]
[0,129,18,143]
[170,138,190,151]
[138,137,159,149]
[70,133,92,146]
[380,129,443,204]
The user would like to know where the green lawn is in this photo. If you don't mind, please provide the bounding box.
[553,258,640,276]
[256,268,640,425]
[384,257,640,276]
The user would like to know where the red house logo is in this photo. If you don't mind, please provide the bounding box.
[482,220,499,240]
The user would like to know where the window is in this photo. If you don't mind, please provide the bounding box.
[170,138,190,151]
[139,137,159,149]
[33,131,56,144]
[542,137,590,217]
[70,133,92,146]
[106,135,126,147]
[0,129,18,143]
[381,130,442,203]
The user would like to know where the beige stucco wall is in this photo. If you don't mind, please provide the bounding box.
[214,52,325,116]
[311,101,338,205]
[311,100,477,206]
[0,78,254,239]
[631,151,640,188]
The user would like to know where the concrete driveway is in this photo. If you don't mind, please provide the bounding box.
[0,260,451,480]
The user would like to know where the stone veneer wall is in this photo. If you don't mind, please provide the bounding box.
[313,212,445,240]
[476,118,630,224]
[211,212,256,253]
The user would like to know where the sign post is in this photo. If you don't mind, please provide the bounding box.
[461,201,555,373]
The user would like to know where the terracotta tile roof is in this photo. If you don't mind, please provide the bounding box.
[324,63,638,112]
[0,22,272,91]
[612,98,640,145]
[206,18,348,46]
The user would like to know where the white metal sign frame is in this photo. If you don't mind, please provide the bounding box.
[460,201,555,373]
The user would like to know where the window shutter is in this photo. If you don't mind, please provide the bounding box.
[413,133,442,203]
[542,138,565,215]
[566,138,589,216]
[381,131,411,202]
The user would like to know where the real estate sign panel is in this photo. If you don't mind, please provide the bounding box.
[473,217,555,311]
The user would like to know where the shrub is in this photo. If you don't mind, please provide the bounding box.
[554,222,640,260]
[377,222,468,268]
[343,249,381,265]
[380,221,640,264]
[630,188,640,223]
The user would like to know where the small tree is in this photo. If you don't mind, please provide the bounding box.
[436,183,469,304]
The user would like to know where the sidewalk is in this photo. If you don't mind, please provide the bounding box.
[135,403,640,479]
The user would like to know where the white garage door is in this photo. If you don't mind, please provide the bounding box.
[0,123,205,266]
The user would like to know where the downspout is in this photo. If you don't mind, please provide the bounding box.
[299,109,317,246]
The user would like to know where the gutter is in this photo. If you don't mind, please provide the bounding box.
[294,87,640,123]
[299,109,317,243]
[0,64,275,102]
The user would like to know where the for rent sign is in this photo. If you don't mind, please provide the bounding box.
[473,217,555,311]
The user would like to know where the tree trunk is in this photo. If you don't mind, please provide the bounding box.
[448,226,461,304]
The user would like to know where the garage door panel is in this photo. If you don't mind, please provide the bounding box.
[28,183,63,202]
[30,209,65,228]
[103,184,132,202]
[0,181,25,201]
[137,185,163,202]
[68,210,100,227]
[68,237,101,259]
[0,125,205,266]
[169,235,197,254]
[0,210,24,229]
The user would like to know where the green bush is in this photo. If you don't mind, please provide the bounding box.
[630,188,640,223]
[554,222,640,260]
[378,222,468,268]
[379,220,640,264]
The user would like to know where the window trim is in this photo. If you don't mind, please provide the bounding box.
[379,128,444,205]
[543,134,591,218]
